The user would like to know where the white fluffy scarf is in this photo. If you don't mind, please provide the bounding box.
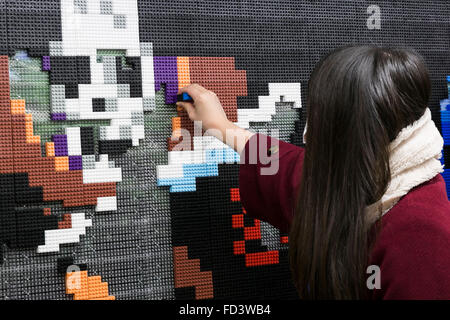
[365,108,445,225]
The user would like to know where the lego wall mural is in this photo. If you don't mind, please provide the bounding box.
[0,0,449,299]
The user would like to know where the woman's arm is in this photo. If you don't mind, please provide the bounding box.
[177,84,305,232]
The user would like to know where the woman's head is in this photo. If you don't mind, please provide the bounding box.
[289,45,431,299]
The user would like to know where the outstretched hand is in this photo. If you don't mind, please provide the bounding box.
[176,84,229,132]
[176,84,254,154]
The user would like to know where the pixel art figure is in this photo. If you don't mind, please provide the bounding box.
[1,0,302,300]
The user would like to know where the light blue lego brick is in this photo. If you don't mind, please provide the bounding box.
[206,148,225,163]
[170,184,197,192]
[157,177,196,187]
[224,148,240,163]
[183,163,218,178]
[440,99,450,111]
[446,76,450,83]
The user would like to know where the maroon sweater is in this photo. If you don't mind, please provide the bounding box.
[239,133,450,299]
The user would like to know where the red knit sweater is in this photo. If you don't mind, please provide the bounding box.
[239,134,450,299]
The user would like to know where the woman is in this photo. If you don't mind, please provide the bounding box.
[176,45,450,299]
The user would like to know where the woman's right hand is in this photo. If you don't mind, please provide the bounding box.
[176,84,231,133]
[176,84,255,154]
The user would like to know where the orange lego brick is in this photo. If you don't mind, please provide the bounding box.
[172,116,182,138]
[45,142,55,157]
[177,56,190,89]
[66,270,115,300]
[54,156,69,171]
[24,113,40,144]
[10,99,25,114]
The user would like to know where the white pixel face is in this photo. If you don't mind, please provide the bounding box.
[61,0,140,56]
[45,0,154,214]
[53,0,154,147]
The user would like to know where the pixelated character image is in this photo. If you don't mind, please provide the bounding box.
[154,56,302,299]
[1,0,154,299]
[1,0,303,299]
[0,57,115,256]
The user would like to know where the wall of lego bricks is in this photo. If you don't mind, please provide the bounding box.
[0,0,449,300]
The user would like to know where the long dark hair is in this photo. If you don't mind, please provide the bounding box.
[289,45,431,299]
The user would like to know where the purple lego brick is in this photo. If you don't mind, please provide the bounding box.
[52,134,68,157]
[69,155,82,170]
[42,56,51,71]
[51,113,67,121]
[153,56,178,104]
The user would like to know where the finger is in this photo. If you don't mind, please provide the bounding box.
[176,101,196,118]
[178,84,208,99]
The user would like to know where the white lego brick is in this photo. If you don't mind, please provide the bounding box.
[90,55,105,84]
[235,113,252,129]
[157,164,183,180]
[37,213,92,253]
[168,150,194,164]
[65,98,80,115]
[131,124,144,146]
[192,149,205,163]
[117,97,144,113]
[111,118,132,126]
[96,154,110,169]
[141,56,155,99]
[83,167,122,183]
[66,127,82,156]
[201,135,226,150]
[269,83,302,108]
[61,0,79,56]
[193,136,204,151]
[96,196,117,211]
[236,83,302,128]
[101,125,121,140]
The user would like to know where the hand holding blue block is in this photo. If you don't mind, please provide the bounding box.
[177,92,194,103]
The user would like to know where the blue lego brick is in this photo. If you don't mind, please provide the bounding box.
[183,163,218,178]
[177,92,194,103]
[206,148,240,164]
[441,99,450,111]
[441,108,450,145]
[157,163,219,193]
[157,177,196,187]
[206,149,225,163]
[442,169,450,199]
[170,184,197,193]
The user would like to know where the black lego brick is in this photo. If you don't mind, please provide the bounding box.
[80,126,95,155]
[6,0,62,57]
